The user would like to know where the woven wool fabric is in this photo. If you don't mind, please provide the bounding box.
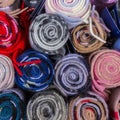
[15,50,54,92]
[29,13,70,55]
[0,11,26,59]
[72,17,107,53]
[0,89,25,120]
[0,54,14,91]
[54,54,90,96]
[45,0,91,29]
[68,92,109,120]
[0,0,21,12]
[27,89,67,120]
[109,87,120,120]
[90,49,120,101]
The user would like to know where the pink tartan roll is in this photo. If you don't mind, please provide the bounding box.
[90,49,120,101]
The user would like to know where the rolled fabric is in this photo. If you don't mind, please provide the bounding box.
[45,0,91,29]
[0,54,14,91]
[109,87,120,120]
[15,50,54,92]
[90,0,117,11]
[90,49,120,100]
[54,54,90,96]
[0,0,21,12]
[29,13,69,55]
[72,17,107,53]
[27,89,67,120]
[24,0,41,7]
[68,92,109,120]
[0,89,25,120]
[0,11,26,58]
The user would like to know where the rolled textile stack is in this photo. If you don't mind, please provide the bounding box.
[0,89,26,120]
[0,54,14,91]
[27,89,67,120]
[109,87,120,120]
[15,50,54,92]
[68,92,109,120]
[72,16,107,53]
[90,49,120,100]
[45,0,91,29]
[54,54,90,96]
[29,13,69,56]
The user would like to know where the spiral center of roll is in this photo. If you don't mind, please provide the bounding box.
[68,71,79,81]
[0,106,12,118]
[24,65,40,78]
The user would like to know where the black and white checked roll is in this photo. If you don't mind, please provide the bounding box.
[54,54,90,96]
[27,89,67,120]
[29,13,70,55]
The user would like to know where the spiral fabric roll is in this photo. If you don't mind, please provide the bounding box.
[68,92,109,120]
[54,54,90,96]
[15,50,54,92]
[90,0,117,11]
[45,0,91,29]
[0,89,25,120]
[72,17,107,53]
[0,54,14,91]
[27,89,67,120]
[29,13,69,55]
[109,87,120,120]
[90,49,120,100]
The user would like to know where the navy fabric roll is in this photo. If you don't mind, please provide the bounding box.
[29,13,70,55]
[27,89,67,120]
[54,54,90,96]
[15,50,54,92]
[24,0,41,7]
[0,89,25,120]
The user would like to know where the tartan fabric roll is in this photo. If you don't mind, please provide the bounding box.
[72,17,107,53]
[54,54,90,96]
[29,13,69,55]
[0,89,25,120]
[27,89,67,120]
[45,0,91,29]
[109,87,120,120]
[90,49,120,100]
[0,54,14,91]
[68,92,109,120]
[15,50,54,92]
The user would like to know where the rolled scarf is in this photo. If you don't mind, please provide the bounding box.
[0,54,14,91]
[54,54,90,96]
[0,0,28,18]
[90,0,118,11]
[15,50,54,92]
[72,16,107,53]
[27,89,67,120]
[90,49,120,101]
[24,0,41,8]
[45,0,91,29]
[0,89,25,120]
[68,92,109,120]
[109,87,120,120]
[29,13,69,55]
